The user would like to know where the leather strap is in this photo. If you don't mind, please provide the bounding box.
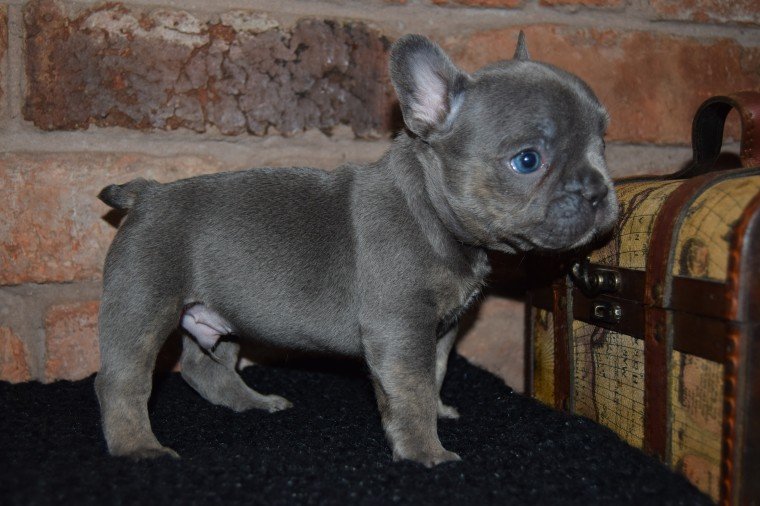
[721,189,760,504]
[552,277,572,412]
[642,174,723,460]
[670,91,760,179]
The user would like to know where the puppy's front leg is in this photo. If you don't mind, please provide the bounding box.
[435,326,460,419]
[365,330,460,467]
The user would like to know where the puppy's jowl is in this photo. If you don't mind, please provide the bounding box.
[95,34,618,466]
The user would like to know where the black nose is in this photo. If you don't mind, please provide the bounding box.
[575,170,608,208]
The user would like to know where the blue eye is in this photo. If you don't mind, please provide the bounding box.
[510,150,542,174]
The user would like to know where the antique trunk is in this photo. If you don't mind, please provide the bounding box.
[526,92,760,505]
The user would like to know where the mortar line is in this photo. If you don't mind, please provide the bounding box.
[0,279,103,293]
[0,127,707,154]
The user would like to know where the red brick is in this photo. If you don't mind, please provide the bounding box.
[0,327,32,383]
[457,296,524,390]
[0,153,229,285]
[540,0,622,6]
[0,5,7,107]
[432,0,522,7]
[44,300,100,382]
[445,26,760,144]
[24,0,394,138]
[651,0,760,25]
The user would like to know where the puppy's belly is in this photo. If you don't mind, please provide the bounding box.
[181,300,361,356]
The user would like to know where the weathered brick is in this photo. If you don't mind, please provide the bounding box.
[0,153,230,285]
[24,0,394,138]
[651,0,760,25]
[457,296,524,391]
[44,300,100,382]
[0,327,32,382]
[432,0,522,7]
[540,0,623,7]
[446,26,760,144]
[0,5,7,107]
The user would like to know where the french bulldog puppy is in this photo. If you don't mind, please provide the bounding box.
[95,33,617,466]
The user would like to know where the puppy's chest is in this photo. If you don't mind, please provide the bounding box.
[433,250,490,325]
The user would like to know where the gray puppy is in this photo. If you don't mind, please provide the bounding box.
[95,33,617,466]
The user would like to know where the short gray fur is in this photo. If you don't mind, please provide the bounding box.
[94,33,617,466]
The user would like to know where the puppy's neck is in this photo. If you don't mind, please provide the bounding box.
[386,133,481,261]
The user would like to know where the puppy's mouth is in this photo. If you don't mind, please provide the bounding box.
[520,191,618,253]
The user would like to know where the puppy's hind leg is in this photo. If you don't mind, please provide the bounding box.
[95,290,181,460]
[179,335,292,413]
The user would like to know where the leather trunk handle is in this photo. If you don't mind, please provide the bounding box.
[669,90,760,179]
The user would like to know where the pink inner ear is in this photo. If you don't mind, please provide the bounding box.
[412,64,447,126]
[181,304,233,350]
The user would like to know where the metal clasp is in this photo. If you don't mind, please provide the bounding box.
[591,301,623,324]
[570,258,621,297]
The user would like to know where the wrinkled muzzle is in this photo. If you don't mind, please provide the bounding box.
[535,170,618,251]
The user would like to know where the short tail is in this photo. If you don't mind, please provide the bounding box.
[97,178,156,210]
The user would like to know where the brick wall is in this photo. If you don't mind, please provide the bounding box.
[1,0,758,389]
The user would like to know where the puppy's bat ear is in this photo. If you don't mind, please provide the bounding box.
[514,31,530,61]
[389,34,470,139]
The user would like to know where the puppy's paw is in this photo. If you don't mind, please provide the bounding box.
[264,394,293,413]
[437,401,460,419]
[394,446,461,467]
[115,444,180,460]
[425,448,461,467]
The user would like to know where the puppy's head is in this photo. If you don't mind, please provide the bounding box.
[390,34,618,253]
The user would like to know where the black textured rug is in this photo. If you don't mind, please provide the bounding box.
[0,354,710,505]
